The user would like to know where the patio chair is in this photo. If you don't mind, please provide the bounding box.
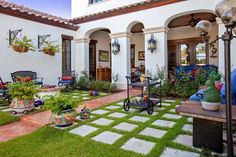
[11,71,43,86]
[58,70,75,87]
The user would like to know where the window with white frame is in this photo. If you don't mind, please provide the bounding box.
[89,0,103,4]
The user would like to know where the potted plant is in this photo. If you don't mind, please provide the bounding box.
[8,82,38,114]
[43,95,79,127]
[201,79,221,111]
[11,35,35,53]
[41,41,60,56]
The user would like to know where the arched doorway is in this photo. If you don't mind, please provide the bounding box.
[128,22,145,76]
[88,29,111,81]
[166,12,217,75]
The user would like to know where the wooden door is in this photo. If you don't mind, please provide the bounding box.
[89,40,97,80]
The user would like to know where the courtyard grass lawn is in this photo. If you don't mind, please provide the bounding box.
[0,111,19,126]
[0,99,200,157]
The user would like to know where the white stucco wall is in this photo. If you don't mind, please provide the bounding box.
[90,30,111,68]
[71,0,147,18]
[168,22,219,66]
[0,14,76,85]
[131,33,145,67]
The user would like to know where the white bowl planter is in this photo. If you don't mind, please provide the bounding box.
[201,101,220,111]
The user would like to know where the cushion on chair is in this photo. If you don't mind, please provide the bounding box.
[61,76,73,80]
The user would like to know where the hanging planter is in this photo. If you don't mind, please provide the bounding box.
[11,36,35,53]
[41,41,60,56]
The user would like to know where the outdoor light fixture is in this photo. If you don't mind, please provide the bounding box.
[196,0,236,156]
[38,34,51,49]
[9,29,22,46]
[111,38,120,55]
[147,34,157,53]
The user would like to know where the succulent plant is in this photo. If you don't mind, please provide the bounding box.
[203,79,220,102]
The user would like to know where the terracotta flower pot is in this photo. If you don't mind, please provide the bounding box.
[12,45,29,53]
[10,98,35,114]
[43,48,56,56]
[51,109,76,127]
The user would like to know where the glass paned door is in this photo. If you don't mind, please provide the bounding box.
[196,42,207,65]
[180,44,190,66]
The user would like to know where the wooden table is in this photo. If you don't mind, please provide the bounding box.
[176,101,236,153]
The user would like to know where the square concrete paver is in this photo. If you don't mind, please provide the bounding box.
[69,125,98,137]
[169,109,176,113]
[140,110,158,116]
[125,108,138,113]
[129,116,150,123]
[152,119,176,128]
[164,99,176,103]
[161,103,171,107]
[160,147,199,157]
[91,109,109,115]
[182,124,193,133]
[105,105,121,110]
[188,117,193,123]
[154,107,165,111]
[174,134,193,147]
[116,102,124,106]
[92,131,123,145]
[91,118,114,126]
[113,122,138,132]
[121,138,155,155]
[163,113,182,120]
[108,112,127,118]
[139,127,167,138]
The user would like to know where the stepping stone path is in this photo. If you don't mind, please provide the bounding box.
[188,117,193,123]
[182,124,193,133]
[108,112,127,118]
[139,110,158,116]
[154,107,165,111]
[169,108,176,113]
[152,119,176,128]
[161,103,171,107]
[139,127,167,138]
[121,138,155,155]
[124,108,138,113]
[129,116,149,123]
[164,99,176,103]
[91,109,109,115]
[91,118,113,126]
[174,134,193,147]
[92,131,123,145]
[113,122,138,132]
[163,113,182,120]
[105,105,121,110]
[160,147,199,157]
[69,125,98,137]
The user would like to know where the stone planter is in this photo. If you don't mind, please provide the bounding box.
[51,109,76,127]
[43,48,56,56]
[10,98,35,114]
[12,45,29,53]
[201,101,220,111]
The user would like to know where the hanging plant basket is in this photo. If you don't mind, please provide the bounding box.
[43,48,56,56]
[12,45,29,53]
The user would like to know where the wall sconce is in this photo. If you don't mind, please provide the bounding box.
[38,34,51,49]
[111,38,120,55]
[196,0,236,156]
[9,29,22,46]
[147,34,157,53]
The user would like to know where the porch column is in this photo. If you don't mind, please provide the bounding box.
[217,18,226,75]
[74,38,90,76]
[143,26,169,75]
[110,32,132,89]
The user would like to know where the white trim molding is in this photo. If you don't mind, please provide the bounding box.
[109,32,132,38]
[143,26,169,34]
[75,38,91,43]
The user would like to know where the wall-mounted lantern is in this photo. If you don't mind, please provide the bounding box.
[9,29,22,46]
[147,34,157,53]
[111,38,120,55]
[38,34,51,49]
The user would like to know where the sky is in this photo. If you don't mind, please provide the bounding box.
[7,0,71,18]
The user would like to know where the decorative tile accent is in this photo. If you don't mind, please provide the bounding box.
[92,131,123,145]
[121,138,155,155]
[182,124,193,133]
[139,127,167,138]
[113,122,138,132]
[91,109,109,115]
[174,134,193,147]
[162,113,182,120]
[160,147,199,157]
[69,125,98,137]
[91,118,114,126]
[129,116,150,123]
[108,112,127,118]
[152,119,176,128]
